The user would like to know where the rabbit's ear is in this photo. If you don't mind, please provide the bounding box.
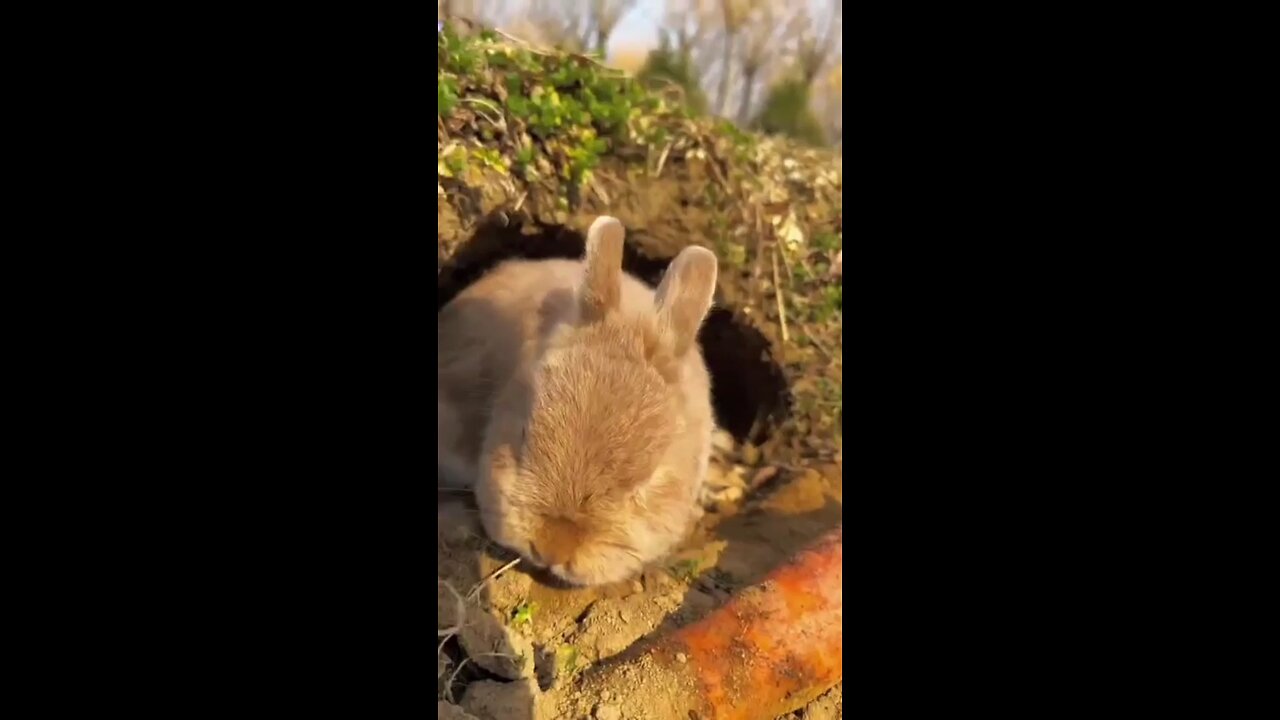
[654,246,718,357]
[579,216,625,323]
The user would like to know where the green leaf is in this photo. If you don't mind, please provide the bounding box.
[555,644,579,675]
[511,601,538,627]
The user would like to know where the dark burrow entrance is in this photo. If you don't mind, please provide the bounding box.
[437,216,790,444]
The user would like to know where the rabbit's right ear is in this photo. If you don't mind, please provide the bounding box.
[579,216,625,323]
[654,246,718,357]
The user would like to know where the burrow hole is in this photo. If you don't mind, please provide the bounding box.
[437,217,789,443]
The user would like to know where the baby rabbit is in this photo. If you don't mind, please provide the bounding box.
[437,216,718,586]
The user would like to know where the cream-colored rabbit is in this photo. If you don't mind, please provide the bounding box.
[437,216,717,586]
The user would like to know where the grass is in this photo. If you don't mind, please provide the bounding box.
[438,25,719,195]
[667,558,702,583]
[438,22,843,464]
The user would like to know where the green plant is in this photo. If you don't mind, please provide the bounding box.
[438,76,458,117]
[636,43,708,114]
[667,558,701,582]
[555,644,579,675]
[437,25,675,194]
[511,601,538,627]
[753,78,827,146]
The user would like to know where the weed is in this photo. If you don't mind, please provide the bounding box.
[511,601,538,628]
[667,558,701,583]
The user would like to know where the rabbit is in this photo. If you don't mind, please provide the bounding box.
[437,216,718,586]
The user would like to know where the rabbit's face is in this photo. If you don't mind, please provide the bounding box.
[477,334,681,586]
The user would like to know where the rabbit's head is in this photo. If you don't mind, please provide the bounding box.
[476,216,717,586]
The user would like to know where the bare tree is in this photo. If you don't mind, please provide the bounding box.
[439,0,505,25]
[526,0,589,51]
[659,0,716,61]
[527,0,637,53]
[791,0,841,87]
[734,0,784,123]
[713,0,750,115]
[590,0,639,54]
[810,61,842,145]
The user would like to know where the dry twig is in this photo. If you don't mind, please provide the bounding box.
[654,140,674,178]
[771,246,790,346]
[467,557,521,600]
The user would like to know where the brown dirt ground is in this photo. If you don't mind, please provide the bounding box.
[437,441,842,719]
[439,154,841,719]
[438,165,842,468]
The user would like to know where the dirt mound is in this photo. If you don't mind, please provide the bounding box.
[439,25,842,719]
[438,460,841,719]
[439,24,841,464]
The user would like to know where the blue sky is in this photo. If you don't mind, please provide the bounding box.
[606,0,665,54]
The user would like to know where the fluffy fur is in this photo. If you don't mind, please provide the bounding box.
[437,216,717,586]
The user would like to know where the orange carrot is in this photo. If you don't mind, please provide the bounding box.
[571,526,843,720]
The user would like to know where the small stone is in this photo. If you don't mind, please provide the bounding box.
[676,652,688,663]
[741,444,761,466]
[457,605,535,680]
[461,678,539,720]
[601,690,612,701]
[437,700,480,720]
[438,581,465,633]
[595,703,622,720]
[630,578,644,594]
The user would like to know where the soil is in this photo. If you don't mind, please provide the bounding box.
[438,166,841,719]
[437,440,842,719]
[438,164,842,466]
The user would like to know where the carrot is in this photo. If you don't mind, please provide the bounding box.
[571,526,843,720]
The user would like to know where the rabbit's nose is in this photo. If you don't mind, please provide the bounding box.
[529,541,569,569]
[533,519,581,566]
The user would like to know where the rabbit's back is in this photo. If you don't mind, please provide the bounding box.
[438,255,713,484]
[438,259,572,473]
[439,256,702,391]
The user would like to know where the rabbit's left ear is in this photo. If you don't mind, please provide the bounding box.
[579,216,625,323]
[654,246,718,357]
